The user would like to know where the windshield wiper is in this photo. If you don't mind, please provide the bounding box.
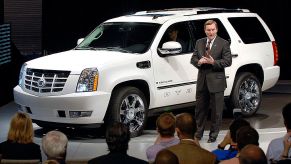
[75,46,97,50]
[75,46,131,53]
[102,47,131,53]
[89,47,131,53]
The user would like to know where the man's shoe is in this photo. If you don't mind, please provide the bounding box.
[207,137,216,143]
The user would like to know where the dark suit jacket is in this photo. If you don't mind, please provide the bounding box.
[167,140,216,164]
[0,140,42,161]
[88,152,148,164]
[191,36,232,93]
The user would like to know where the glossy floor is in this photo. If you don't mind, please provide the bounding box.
[0,80,290,161]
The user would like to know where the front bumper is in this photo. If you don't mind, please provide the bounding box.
[13,85,111,126]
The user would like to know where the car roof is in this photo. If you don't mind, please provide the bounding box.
[105,7,251,24]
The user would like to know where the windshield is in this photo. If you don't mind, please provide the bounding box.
[76,22,161,53]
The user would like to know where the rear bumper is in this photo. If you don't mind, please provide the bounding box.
[262,66,280,91]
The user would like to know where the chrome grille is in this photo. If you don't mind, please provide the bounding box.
[24,69,70,93]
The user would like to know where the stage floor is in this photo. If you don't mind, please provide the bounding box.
[0,80,291,162]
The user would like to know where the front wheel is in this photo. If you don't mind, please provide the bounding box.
[105,86,148,137]
[230,72,262,117]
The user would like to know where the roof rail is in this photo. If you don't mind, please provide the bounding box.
[145,8,194,13]
[196,9,250,14]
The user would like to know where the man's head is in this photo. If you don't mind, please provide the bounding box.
[204,20,218,40]
[236,126,259,151]
[239,144,267,164]
[106,122,130,153]
[229,118,250,143]
[156,112,176,137]
[154,149,179,164]
[282,102,291,130]
[42,130,68,160]
[175,113,197,139]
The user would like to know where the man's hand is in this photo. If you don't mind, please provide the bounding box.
[204,56,215,65]
[218,131,232,149]
[198,57,207,65]
[198,56,215,65]
[283,132,291,150]
[281,132,291,159]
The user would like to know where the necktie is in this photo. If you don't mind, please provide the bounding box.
[205,40,211,57]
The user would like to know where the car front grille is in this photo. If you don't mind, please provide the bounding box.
[24,68,70,93]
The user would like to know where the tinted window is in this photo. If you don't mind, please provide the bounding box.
[77,22,160,53]
[228,17,270,44]
[190,19,231,47]
[158,21,193,54]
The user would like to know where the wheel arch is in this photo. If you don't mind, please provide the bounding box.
[234,64,264,86]
[110,80,151,106]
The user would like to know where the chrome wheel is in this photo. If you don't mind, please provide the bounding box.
[120,94,145,133]
[238,78,260,114]
[230,72,262,116]
[107,86,148,137]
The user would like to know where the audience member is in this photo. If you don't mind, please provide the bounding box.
[42,130,68,164]
[146,112,179,162]
[167,113,216,164]
[239,144,267,164]
[0,112,41,161]
[220,126,259,164]
[212,118,250,161]
[154,149,179,164]
[88,122,147,164]
[267,102,291,163]
[44,159,60,164]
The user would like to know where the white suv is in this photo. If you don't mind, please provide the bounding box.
[14,8,280,137]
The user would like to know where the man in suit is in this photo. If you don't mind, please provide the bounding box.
[190,19,232,143]
[167,113,216,164]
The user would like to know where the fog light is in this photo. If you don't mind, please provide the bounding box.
[69,111,92,118]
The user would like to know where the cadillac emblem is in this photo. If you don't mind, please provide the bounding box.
[37,77,46,88]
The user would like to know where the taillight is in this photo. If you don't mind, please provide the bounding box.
[272,41,279,65]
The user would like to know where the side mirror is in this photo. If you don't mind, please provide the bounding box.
[158,41,182,56]
[77,38,84,45]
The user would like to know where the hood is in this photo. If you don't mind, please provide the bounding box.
[25,50,138,74]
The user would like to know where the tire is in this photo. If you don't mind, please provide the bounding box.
[105,86,148,137]
[230,72,262,117]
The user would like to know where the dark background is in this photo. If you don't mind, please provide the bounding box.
[0,0,290,106]
[42,0,289,79]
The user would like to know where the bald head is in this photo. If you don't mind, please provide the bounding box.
[175,113,197,139]
[239,144,267,164]
[154,149,179,164]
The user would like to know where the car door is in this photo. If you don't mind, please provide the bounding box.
[151,21,198,108]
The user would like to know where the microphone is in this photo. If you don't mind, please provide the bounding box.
[233,108,242,119]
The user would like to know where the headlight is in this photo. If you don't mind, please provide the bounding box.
[18,63,27,87]
[76,68,98,92]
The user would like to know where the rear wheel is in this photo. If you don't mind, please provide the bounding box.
[230,72,262,116]
[105,86,148,137]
